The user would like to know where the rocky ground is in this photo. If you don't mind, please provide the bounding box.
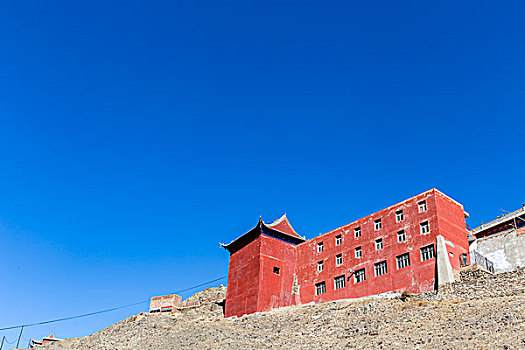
[37,269,524,350]
[181,285,227,306]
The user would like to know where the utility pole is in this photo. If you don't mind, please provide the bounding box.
[1,336,5,350]
[16,326,24,349]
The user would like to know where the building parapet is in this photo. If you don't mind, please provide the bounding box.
[471,205,525,236]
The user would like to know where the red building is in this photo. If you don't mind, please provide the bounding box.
[29,334,63,348]
[222,189,470,317]
[149,293,183,313]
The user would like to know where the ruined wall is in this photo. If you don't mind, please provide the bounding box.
[472,228,525,273]
[149,294,182,312]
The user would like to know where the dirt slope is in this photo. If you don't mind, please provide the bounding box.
[39,269,525,350]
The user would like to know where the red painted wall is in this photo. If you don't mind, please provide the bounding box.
[296,190,441,304]
[224,236,262,317]
[225,189,470,317]
[434,192,471,269]
[257,235,298,312]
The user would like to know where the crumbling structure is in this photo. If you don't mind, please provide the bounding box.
[150,286,227,313]
[222,189,471,317]
[29,334,62,348]
[149,294,182,313]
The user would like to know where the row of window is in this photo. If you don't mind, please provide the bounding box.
[351,200,427,237]
[317,221,430,254]
[363,218,429,239]
[376,200,427,228]
[314,245,435,295]
[318,244,434,272]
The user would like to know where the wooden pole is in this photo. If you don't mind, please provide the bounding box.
[16,325,24,349]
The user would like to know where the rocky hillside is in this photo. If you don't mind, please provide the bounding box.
[181,285,227,306]
[38,269,524,349]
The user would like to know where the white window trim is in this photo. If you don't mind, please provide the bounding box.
[374,261,387,276]
[375,238,383,250]
[336,254,343,266]
[421,245,435,261]
[396,253,410,269]
[315,281,326,295]
[334,275,345,290]
[420,221,430,234]
[354,269,365,283]
[396,210,403,222]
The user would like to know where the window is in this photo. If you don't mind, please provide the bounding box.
[273,266,280,274]
[397,230,406,242]
[354,268,365,283]
[396,253,410,269]
[355,246,362,258]
[374,261,388,276]
[317,261,324,272]
[334,275,345,290]
[420,221,430,234]
[336,254,343,266]
[317,242,324,253]
[375,238,383,250]
[315,281,326,295]
[396,210,404,222]
[418,200,427,213]
[354,227,361,238]
[374,219,382,230]
[335,234,342,246]
[460,253,468,267]
[421,244,435,261]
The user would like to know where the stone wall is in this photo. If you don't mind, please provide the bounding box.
[472,228,525,273]
[416,267,525,301]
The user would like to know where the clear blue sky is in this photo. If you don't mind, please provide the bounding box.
[1,0,524,346]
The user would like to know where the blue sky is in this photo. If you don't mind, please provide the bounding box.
[1,0,524,345]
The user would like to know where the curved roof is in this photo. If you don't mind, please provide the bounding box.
[266,214,302,239]
[221,216,305,253]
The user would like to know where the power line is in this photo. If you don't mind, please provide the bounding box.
[0,275,226,332]
[3,336,17,344]
[0,300,149,332]
[169,275,226,294]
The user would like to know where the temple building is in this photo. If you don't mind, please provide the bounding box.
[222,189,471,317]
